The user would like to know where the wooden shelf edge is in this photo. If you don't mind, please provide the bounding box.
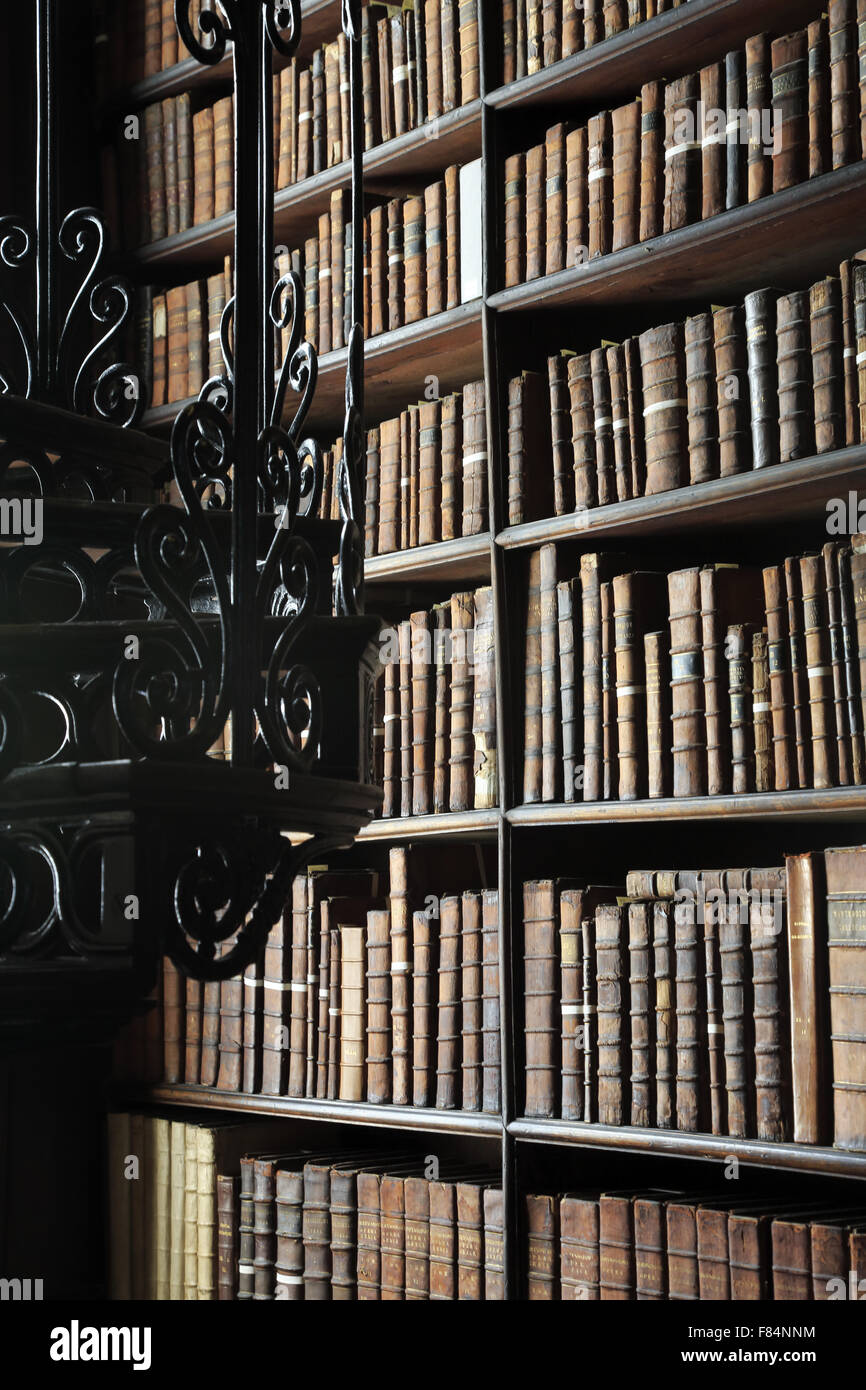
[366,532,491,584]
[359,809,501,841]
[138,1085,502,1136]
[508,1118,866,1178]
[496,447,866,549]
[508,787,866,826]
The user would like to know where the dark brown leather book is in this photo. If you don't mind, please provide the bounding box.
[540,547,561,802]
[260,904,291,1096]
[151,293,167,408]
[412,908,437,1107]
[217,971,242,1093]
[784,554,814,789]
[424,179,445,316]
[596,902,627,1124]
[559,578,582,802]
[504,152,526,288]
[560,1194,599,1299]
[824,541,853,786]
[628,900,654,1127]
[639,322,686,494]
[829,0,859,168]
[749,867,791,1141]
[634,1193,668,1300]
[386,198,403,334]
[587,111,613,259]
[808,18,831,178]
[432,601,451,811]
[718,868,754,1137]
[192,105,214,228]
[316,210,333,355]
[606,343,631,502]
[599,1191,636,1299]
[398,616,412,816]
[801,551,839,788]
[461,891,483,1112]
[840,259,858,446]
[746,34,772,201]
[666,1197,701,1299]
[527,1193,558,1299]
[860,0,866,158]
[418,400,441,545]
[545,122,568,275]
[184,278,205,398]
[612,100,640,252]
[684,312,718,483]
[213,94,234,220]
[591,345,615,508]
[754,628,773,791]
[456,1180,487,1300]
[445,164,461,308]
[698,871,724,1135]
[329,188,347,351]
[380,1173,409,1299]
[311,47,326,173]
[725,50,745,209]
[703,566,763,796]
[776,290,813,462]
[668,567,706,797]
[163,956,184,1083]
[403,195,425,325]
[811,276,845,455]
[525,141,545,281]
[296,68,312,183]
[364,425,380,558]
[812,1214,866,1297]
[165,284,188,404]
[509,366,550,521]
[405,1176,430,1300]
[436,895,462,1109]
[771,30,809,192]
[409,609,433,817]
[503,0,517,82]
[216,1173,238,1301]
[482,891,501,1115]
[601,580,617,800]
[441,0,459,111]
[663,74,700,232]
[301,1159,333,1299]
[162,97,179,239]
[356,1168,382,1300]
[440,391,461,538]
[428,1178,457,1299]
[449,590,475,811]
[327,925,341,1100]
[727,623,756,793]
[652,900,675,1127]
[645,631,671,799]
[838,545,865,783]
[744,287,779,469]
[368,204,386,338]
[482,1187,505,1300]
[183,977,202,1083]
[242,957,263,1096]
[624,337,646,497]
[303,234,319,349]
[674,874,707,1131]
[176,93,193,233]
[559,888,593,1120]
[713,304,749,475]
[581,552,628,801]
[390,17,409,140]
[786,852,831,1143]
[424,0,442,121]
[525,879,564,1117]
[762,566,794,792]
[409,405,420,549]
[238,1155,256,1300]
[473,585,497,810]
[524,549,544,804]
[825,846,866,1148]
[569,352,596,510]
[699,62,725,220]
[639,81,664,243]
[613,571,667,800]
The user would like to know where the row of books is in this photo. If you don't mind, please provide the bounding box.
[508,257,866,522]
[92,0,205,91]
[375,587,497,817]
[503,0,693,84]
[504,10,866,285]
[522,847,866,1149]
[523,543,866,805]
[526,1188,866,1300]
[364,381,487,556]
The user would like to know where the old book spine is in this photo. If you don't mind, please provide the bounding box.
[162,97,179,238]
[612,100,640,252]
[684,312,718,484]
[527,0,543,74]
[614,571,659,801]
[436,896,461,1109]
[380,1174,408,1300]
[409,609,433,816]
[666,1199,700,1300]
[587,111,613,259]
[840,259,858,447]
[261,906,289,1096]
[382,659,398,817]
[559,890,584,1121]
[327,926,340,1100]
[801,551,839,788]
[386,198,403,334]
[599,1192,635,1299]
[753,629,773,792]
[418,399,441,546]
[338,922,365,1100]
[329,189,346,352]
[581,911,596,1122]
[829,0,859,168]
[355,1172,382,1300]
[368,205,385,338]
[628,901,654,1126]
[424,179,445,316]
[596,903,626,1125]
[569,352,596,510]
[213,95,234,220]
[548,355,574,516]
[449,590,474,810]
[668,567,706,797]
[714,305,750,475]
[311,47,326,173]
[745,34,772,200]
[581,553,606,802]
[786,853,830,1143]
[727,623,755,793]
[624,337,646,498]
[591,346,615,508]
[559,579,582,802]
[217,1174,238,1301]
[390,18,408,139]
[456,1182,487,1302]
[560,1194,599,1300]
[652,900,675,1127]
[163,957,184,1082]
[771,30,809,192]
[329,1166,358,1300]
[674,884,706,1132]
[461,892,483,1112]
[824,541,853,786]
[811,277,845,454]
[445,163,460,308]
[428,1180,456,1299]
[601,580,617,800]
[237,1155,255,1301]
[365,908,391,1103]
[377,416,399,554]
[404,1176,430,1300]
[525,142,545,281]
[440,391,461,538]
[216,973,243,1092]
[192,106,214,228]
[838,546,865,782]
[635,1195,667,1300]
[639,80,664,243]
[565,126,588,268]
[563,0,584,59]
[461,378,488,537]
[545,122,567,275]
[645,630,671,799]
[763,565,794,790]
[725,50,745,209]
[403,195,425,325]
[776,290,813,462]
[606,343,631,503]
[584,0,602,47]
[700,62,725,220]
[745,288,780,469]
[639,322,686,494]
[482,891,502,1115]
[527,1193,558,1300]
[524,880,558,1118]
[364,426,380,558]
[301,1162,332,1299]
[719,871,754,1137]
[388,853,411,1109]
[253,1158,279,1300]
[504,153,526,288]
[473,585,498,809]
[825,846,866,1148]
[483,1187,505,1301]
[663,74,700,232]
[412,909,436,1107]
[176,94,193,234]
[431,601,451,811]
[398,616,412,816]
[750,867,789,1142]
[296,68,312,182]
[808,18,831,177]
[524,549,544,805]
[784,554,813,789]
[165,285,188,403]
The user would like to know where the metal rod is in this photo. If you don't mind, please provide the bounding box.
[35,0,56,398]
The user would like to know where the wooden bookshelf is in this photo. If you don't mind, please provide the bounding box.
[366,531,491,585]
[508,787,866,827]
[358,809,500,842]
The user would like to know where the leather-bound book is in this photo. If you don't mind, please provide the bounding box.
[441,0,459,110]
[668,567,706,797]
[624,337,646,497]
[545,355,572,516]
[412,908,437,1107]
[540,546,561,801]
[800,552,839,787]
[302,1159,335,1300]
[436,895,462,1109]
[613,571,667,800]
[160,0,177,68]
[839,259,858,447]
[559,888,586,1119]
[445,164,461,308]
[581,552,628,800]
[277,61,294,191]
[596,903,627,1124]
[639,81,664,243]
[762,567,793,792]
[584,0,602,46]
[581,908,597,1120]
[301,235,317,350]
[405,1176,430,1300]
[749,867,790,1141]
[727,623,756,793]
[327,926,341,1100]
[380,1173,409,1299]
[745,287,780,469]
[628,900,655,1126]
[829,0,859,168]
[784,554,813,789]
[424,0,441,120]
[699,63,725,220]
[825,846,866,1148]
[838,546,865,783]
[205,271,225,381]
[713,304,750,475]
[162,97,179,239]
[368,205,385,339]
[316,210,333,355]
[724,50,745,209]
[440,391,461,537]
[482,891,501,1114]
[364,426,380,558]
[525,879,564,1117]
[382,661,398,816]
[461,378,488,537]
[185,278,205,398]
[423,180,445,316]
[545,122,568,274]
[599,1191,636,1299]
[192,106,214,228]
[606,343,631,502]
[718,868,754,1137]
[410,609,433,816]
[525,142,545,281]
[612,100,640,252]
[771,30,809,192]
[165,285,188,403]
[483,1187,505,1300]
[587,111,613,259]
[418,400,441,546]
[666,1197,703,1300]
[601,581,617,799]
[808,19,831,178]
[591,346,615,507]
[311,47,326,173]
[473,586,497,809]
[217,970,243,1093]
[634,1193,668,1300]
[339,924,366,1101]
[663,74,700,231]
[560,1195,599,1299]
[503,0,517,82]
[811,276,845,455]
[398,616,412,816]
[563,0,583,59]
[376,19,393,144]
[786,852,831,1143]
[391,17,410,139]
[504,153,526,288]
[674,875,707,1131]
[163,957,184,1083]
[386,198,403,333]
[461,892,483,1111]
[565,126,588,268]
[356,1169,383,1300]
[296,68,312,182]
[812,1214,866,1297]
[261,905,291,1095]
[527,1193,558,1299]
[456,1181,486,1299]
[639,322,686,494]
[253,1157,281,1300]
[559,578,582,801]
[428,1178,458,1299]
[377,414,399,554]
[569,353,596,510]
[432,602,452,811]
[176,94,193,233]
[684,312,718,483]
[652,900,675,1127]
[527,1,543,74]
[645,631,671,798]
[753,629,773,792]
[329,189,347,351]
[524,550,544,804]
[217,1174,238,1301]
[824,541,852,786]
[776,290,813,462]
[745,35,771,201]
[237,1152,257,1301]
[242,957,263,1096]
[151,293,167,408]
[213,95,234,219]
[604,0,626,37]
[403,195,425,325]
[449,590,475,810]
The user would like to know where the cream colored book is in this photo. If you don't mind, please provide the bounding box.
[169,1121,186,1300]
[153,1117,171,1300]
[184,1124,198,1299]
[196,1126,217,1300]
